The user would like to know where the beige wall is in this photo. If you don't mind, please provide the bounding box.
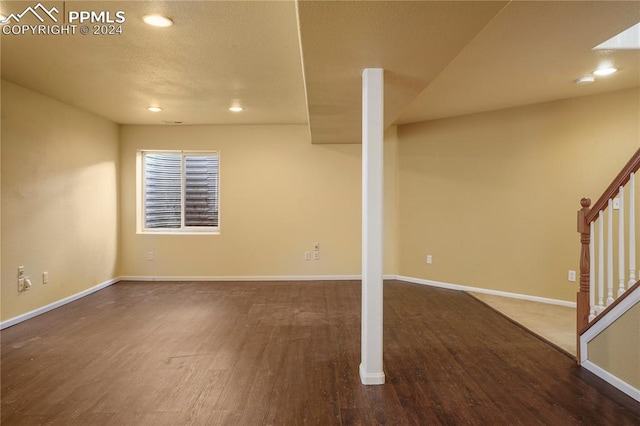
[398,88,640,301]
[1,80,119,321]
[5,74,637,319]
[119,125,398,278]
[588,301,640,389]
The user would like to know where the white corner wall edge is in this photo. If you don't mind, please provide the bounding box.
[581,360,640,402]
[580,287,640,363]
[578,283,640,402]
[0,277,120,330]
[396,275,576,308]
[359,363,385,385]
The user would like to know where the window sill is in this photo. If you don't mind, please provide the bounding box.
[137,230,220,236]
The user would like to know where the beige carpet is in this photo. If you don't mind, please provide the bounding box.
[469,292,576,357]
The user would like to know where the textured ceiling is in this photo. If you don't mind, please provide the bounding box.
[0,1,308,125]
[296,0,509,144]
[397,1,640,124]
[1,1,639,143]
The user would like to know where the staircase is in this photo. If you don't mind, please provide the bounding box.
[576,147,640,402]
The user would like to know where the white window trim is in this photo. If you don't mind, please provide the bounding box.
[136,150,220,235]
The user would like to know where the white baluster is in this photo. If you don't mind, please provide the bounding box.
[618,186,626,298]
[589,221,596,322]
[629,172,636,290]
[607,199,614,306]
[598,210,605,313]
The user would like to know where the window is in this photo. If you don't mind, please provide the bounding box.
[139,151,219,233]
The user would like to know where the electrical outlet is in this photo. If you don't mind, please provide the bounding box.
[18,277,32,292]
[313,242,320,251]
[304,251,311,261]
[18,266,28,292]
[313,251,320,261]
[43,272,49,284]
[568,270,576,282]
[147,251,154,261]
[426,255,433,264]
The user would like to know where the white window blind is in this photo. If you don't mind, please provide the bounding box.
[143,151,219,231]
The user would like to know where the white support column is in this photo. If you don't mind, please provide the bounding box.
[360,68,385,386]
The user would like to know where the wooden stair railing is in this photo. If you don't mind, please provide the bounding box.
[577,147,640,362]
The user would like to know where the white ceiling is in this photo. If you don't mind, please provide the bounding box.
[398,1,640,124]
[296,0,509,144]
[0,1,308,125]
[1,1,639,143]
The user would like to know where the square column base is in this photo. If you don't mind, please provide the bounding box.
[359,363,385,385]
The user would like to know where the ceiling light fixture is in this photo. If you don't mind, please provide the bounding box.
[575,76,595,85]
[147,106,163,112]
[229,106,244,112]
[142,15,173,27]
[593,67,618,76]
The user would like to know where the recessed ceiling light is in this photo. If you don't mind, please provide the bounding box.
[593,67,618,76]
[575,76,595,85]
[147,106,163,112]
[229,106,244,112]
[142,15,173,27]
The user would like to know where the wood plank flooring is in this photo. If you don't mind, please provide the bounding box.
[2,280,639,425]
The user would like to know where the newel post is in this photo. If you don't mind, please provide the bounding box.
[577,198,591,337]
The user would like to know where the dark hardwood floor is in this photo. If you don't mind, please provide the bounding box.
[2,280,639,425]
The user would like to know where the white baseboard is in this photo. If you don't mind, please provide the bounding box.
[579,286,640,363]
[581,360,640,402]
[120,274,398,282]
[395,275,576,308]
[1,274,399,329]
[12,273,566,331]
[359,363,385,385]
[0,277,120,330]
[579,293,639,401]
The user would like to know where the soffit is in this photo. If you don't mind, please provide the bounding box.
[1,1,638,141]
[297,0,509,144]
[397,1,640,124]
